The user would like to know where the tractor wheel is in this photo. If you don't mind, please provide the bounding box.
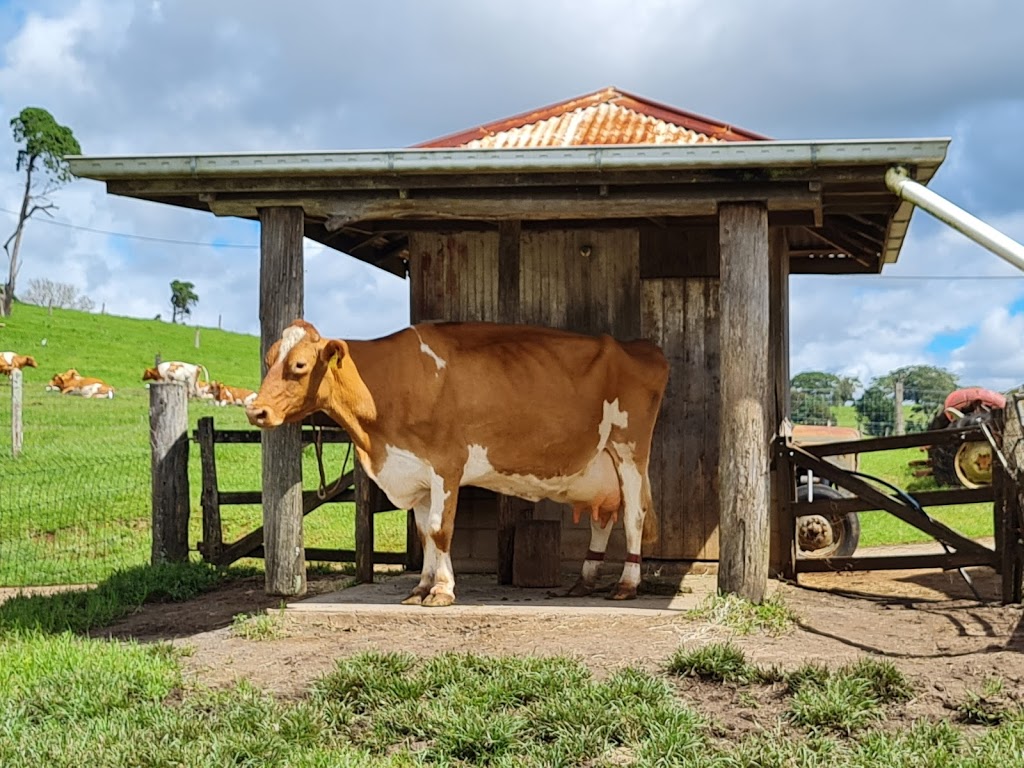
[928,410,996,488]
[926,410,960,488]
[795,483,860,559]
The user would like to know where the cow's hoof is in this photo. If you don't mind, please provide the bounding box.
[400,593,424,606]
[607,585,638,601]
[566,580,594,597]
[422,592,455,608]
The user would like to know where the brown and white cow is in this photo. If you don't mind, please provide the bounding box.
[141,361,210,397]
[47,368,115,398]
[0,351,38,375]
[247,319,669,607]
[214,382,257,407]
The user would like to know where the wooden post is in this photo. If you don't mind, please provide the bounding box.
[149,382,190,563]
[512,519,561,587]
[496,219,533,584]
[196,416,222,562]
[894,378,905,436]
[259,206,306,597]
[11,368,22,457]
[354,460,374,583]
[194,327,201,349]
[768,227,794,579]
[718,203,771,602]
[998,400,1024,603]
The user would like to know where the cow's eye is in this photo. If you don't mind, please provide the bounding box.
[293,361,307,373]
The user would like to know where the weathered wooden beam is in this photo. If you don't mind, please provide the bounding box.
[197,417,223,562]
[318,186,822,230]
[797,425,989,457]
[792,485,994,517]
[718,202,771,602]
[354,460,375,583]
[997,401,1024,603]
[768,227,794,580]
[797,551,996,573]
[247,547,408,565]
[201,428,350,444]
[259,205,306,597]
[149,382,191,564]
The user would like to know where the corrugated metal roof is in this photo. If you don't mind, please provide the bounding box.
[416,86,769,148]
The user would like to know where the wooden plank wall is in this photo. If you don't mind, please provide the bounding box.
[409,231,499,322]
[640,226,721,560]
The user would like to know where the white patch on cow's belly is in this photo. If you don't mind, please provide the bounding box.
[369,445,446,516]
[462,444,615,505]
[599,399,629,450]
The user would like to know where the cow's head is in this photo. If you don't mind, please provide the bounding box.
[21,355,37,368]
[141,367,160,382]
[247,320,347,428]
[47,370,76,390]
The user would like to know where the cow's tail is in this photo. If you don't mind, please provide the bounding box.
[641,471,657,546]
[199,364,210,384]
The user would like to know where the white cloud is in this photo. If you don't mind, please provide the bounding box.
[0,0,1023,394]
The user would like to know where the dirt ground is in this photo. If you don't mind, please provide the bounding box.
[83,554,1024,731]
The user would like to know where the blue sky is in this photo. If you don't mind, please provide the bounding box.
[1,0,1024,390]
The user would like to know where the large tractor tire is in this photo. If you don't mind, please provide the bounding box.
[795,483,860,559]
[926,387,1004,488]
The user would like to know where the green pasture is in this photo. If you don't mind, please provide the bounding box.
[0,302,993,586]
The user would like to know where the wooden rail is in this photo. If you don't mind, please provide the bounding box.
[193,416,402,582]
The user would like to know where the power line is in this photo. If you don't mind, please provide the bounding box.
[0,207,258,249]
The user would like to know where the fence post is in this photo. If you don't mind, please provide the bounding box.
[998,399,1024,603]
[149,381,190,564]
[197,416,222,562]
[11,368,22,457]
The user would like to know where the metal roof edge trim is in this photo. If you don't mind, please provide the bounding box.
[68,139,950,180]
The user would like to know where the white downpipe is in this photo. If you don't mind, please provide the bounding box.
[885,166,1024,273]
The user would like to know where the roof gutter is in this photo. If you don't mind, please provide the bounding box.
[68,139,949,180]
[885,166,1024,273]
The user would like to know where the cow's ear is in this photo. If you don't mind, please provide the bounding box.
[320,339,348,368]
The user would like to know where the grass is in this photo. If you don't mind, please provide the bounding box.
[0,561,238,635]
[0,301,407,587]
[231,608,288,641]
[4,635,1023,766]
[686,592,797,636]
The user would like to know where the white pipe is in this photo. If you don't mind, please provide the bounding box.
[886,166,1024,273]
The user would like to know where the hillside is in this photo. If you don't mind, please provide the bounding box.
[0,301,261,389]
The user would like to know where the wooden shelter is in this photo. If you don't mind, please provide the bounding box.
[69,87,950,600]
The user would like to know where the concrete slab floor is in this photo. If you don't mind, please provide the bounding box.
[287,571,723,618]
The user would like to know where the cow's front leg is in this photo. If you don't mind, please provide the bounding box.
[402,475,459,608]
[567,513,615,597]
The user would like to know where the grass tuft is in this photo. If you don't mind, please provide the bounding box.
[687,591,797,635]
[231,609,287,641]
[666,642,758,684]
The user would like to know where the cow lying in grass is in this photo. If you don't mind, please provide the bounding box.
[212,382,257,407]
[142,361,210,397]
[247,319,668,607]
[0,351,38,376]
[46,369,115,398]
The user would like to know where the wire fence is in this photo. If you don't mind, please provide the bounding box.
[790,387,983,435]
[0,450,151,587]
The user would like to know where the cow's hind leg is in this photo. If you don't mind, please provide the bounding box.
[401,499,436,605]
[567,513,615,596]
[610,444,647,600]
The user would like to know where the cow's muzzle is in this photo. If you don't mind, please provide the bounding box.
[246,403,282,428]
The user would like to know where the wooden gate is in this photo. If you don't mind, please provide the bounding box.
[776,403,1024,604]
[193,416,408,582]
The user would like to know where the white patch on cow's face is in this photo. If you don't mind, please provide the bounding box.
[598,399,629,451]
[412,327,446,373]
[277,326,307,365]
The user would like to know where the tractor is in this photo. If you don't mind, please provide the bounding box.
[912,387,1005,489]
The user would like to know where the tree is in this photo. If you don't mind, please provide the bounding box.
[2,107,81,317]
[170,280,199,323]
[22,278,93,312]
[792,390,835,425]
[855,383,895,436]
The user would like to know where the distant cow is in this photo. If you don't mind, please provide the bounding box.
[0,351,38,376]
[47,368,115,399]
[195,379,220,400]
[247,319,669,607]
[213,382,257,407]
[141,361,210,397]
